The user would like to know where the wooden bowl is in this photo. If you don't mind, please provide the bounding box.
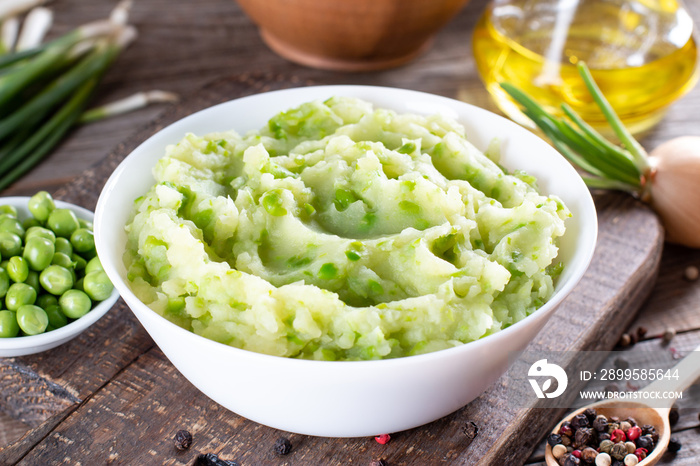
[235,0,471,71]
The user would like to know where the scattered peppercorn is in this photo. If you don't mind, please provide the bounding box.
[668,437,682,453]
[369,460,388,466]
[611,429,626,443]
[581,447,598,463]
[600,439,615,454]
[636,327,647,340]
[571,414,589,430]
[623,453,638,466]
[662,328,676,344]
[614,357,629,370]
[619,421,632,433]
[583,408,598,424]
[610,443,628,460]
[574,427,595,448]
[560,422,574,437]
[595,452,612,466]
[634,448,647,461]
[273,437,293,455]
[193,453,239,466]
[641,425,658,442]
[462,421,479,440]
[552,444,568,459]
[626,426,641,441]
[684,265,699,281]
[174,430,193,451]
[564,454,581,466]
[624,441,636,454]
[599,432,611,442]
[548,433,563,447]
[593,415,608,432]
[375,434,391,445]
[623,417,637,427]
[636,435,654,452]
[669,407,679,426]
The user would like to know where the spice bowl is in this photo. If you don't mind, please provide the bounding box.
[95,86,597,437]
[235,0,471,71]
[0,197,120,357]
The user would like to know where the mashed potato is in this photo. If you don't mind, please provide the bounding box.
[124,97,570,360]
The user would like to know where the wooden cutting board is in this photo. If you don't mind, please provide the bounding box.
[0,74,663,465]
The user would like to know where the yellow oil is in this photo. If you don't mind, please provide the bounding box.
[473,0,699,135]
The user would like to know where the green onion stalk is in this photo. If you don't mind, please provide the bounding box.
[501,62,700,248]
[0,1,137,190]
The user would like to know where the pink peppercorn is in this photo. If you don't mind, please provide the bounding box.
[627,426,642,441]
[572,450,582,458]
[560,425,573,437]
[635,448,648,461]
[611,429,626,443]
[375,434,391,445]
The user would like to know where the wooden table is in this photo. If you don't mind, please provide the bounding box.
[2,0,700,464]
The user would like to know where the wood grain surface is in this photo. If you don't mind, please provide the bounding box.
[1,0,699,465]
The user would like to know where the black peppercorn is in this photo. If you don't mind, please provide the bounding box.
[174,430,193,451]
[548,433,564,446]
[609,416,620,423]
[274,437,293,455]
[636,435,654,451]
[593,415,608,432]
[668,437,682,453]
[560,421,574,437]
[370,460,388,466]
[564,454,580,466]
[574,427,596,448]
[462,421,478,439]
[581,447,598,463]
[623,417,637,427]
[583,408,597,424]
[669,407,679,426]
[193,453,238,466]
[571,413,589,429]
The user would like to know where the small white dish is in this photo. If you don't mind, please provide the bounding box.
[95,86,597,437]
[0,197,119,357]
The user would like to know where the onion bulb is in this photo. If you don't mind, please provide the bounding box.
[648,136,700,248]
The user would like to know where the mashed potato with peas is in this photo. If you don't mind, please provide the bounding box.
[123,97,569,360]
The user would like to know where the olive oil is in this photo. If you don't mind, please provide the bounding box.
[473,0,698,135]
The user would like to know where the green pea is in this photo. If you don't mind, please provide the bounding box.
[0,260,7,270]
[0,231,22,258]
[0,217,24,237]
[28,191,55,222]
[23,236,55,271]
[6,283,37,311]
[16,304,48,335]
[73,277,84,292]
[51,252,75,270]
[7,256,29,282]
[72,254,87,271]
[80,248,98,261]
[25,226,56,243]
[85,257,104,275]
[36,294,58,309]
[70,228,94,253]
[59,289,91,319]
[83,271,114,301]
[45,304,67,329]
[46,208,80,238]
[0,268,9,298]
[22,218,42,230]
[54,237,72,256]
[78,218,93,230]
[0,205,18,218]
[39,265,74,295]
[0,310,19,337]
[25,270,40,293]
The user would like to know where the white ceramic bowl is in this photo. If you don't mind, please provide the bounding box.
[0,197,120,357]
[95,86,597,437]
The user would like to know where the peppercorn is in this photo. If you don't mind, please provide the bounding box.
[574,427,596,448]
[598,432,611,442]
[634,448,647,461]
[462,421,478,440]
[548,433,564,446]
[623,417,637,427]
[636,327,647,340]
[369,460,388,466]
[611,461,623,466]
[599,439,615,454]
[584,408,598,424]
[623,454,638,466]
[684,265,699,281]
[174,429,193,451]
[619,421,631,433]
[274,437,292,455]
[618,333,632,347]
[593,415,608,432]
[668,437,682,453]
[663,328,676,344]
[374,434,391,445]
[193,453,239,466]
[611,428,626,443]
[571,413,590,430]
[581,447,598,463]
[607,422,620,435]
[624,441,636,454]
[595,452,612,466]
[635,435,654,452]
[572,450,582,458]
[669,407,679,426]
[564,454,581,466]
[610,443,628,461]
[560,422,574,437]
[640,425,658,443]
[614,358,629,370]
[552,444,568,459]
[626,426,641,441]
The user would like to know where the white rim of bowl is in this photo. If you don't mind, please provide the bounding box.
[96,85,598,368]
